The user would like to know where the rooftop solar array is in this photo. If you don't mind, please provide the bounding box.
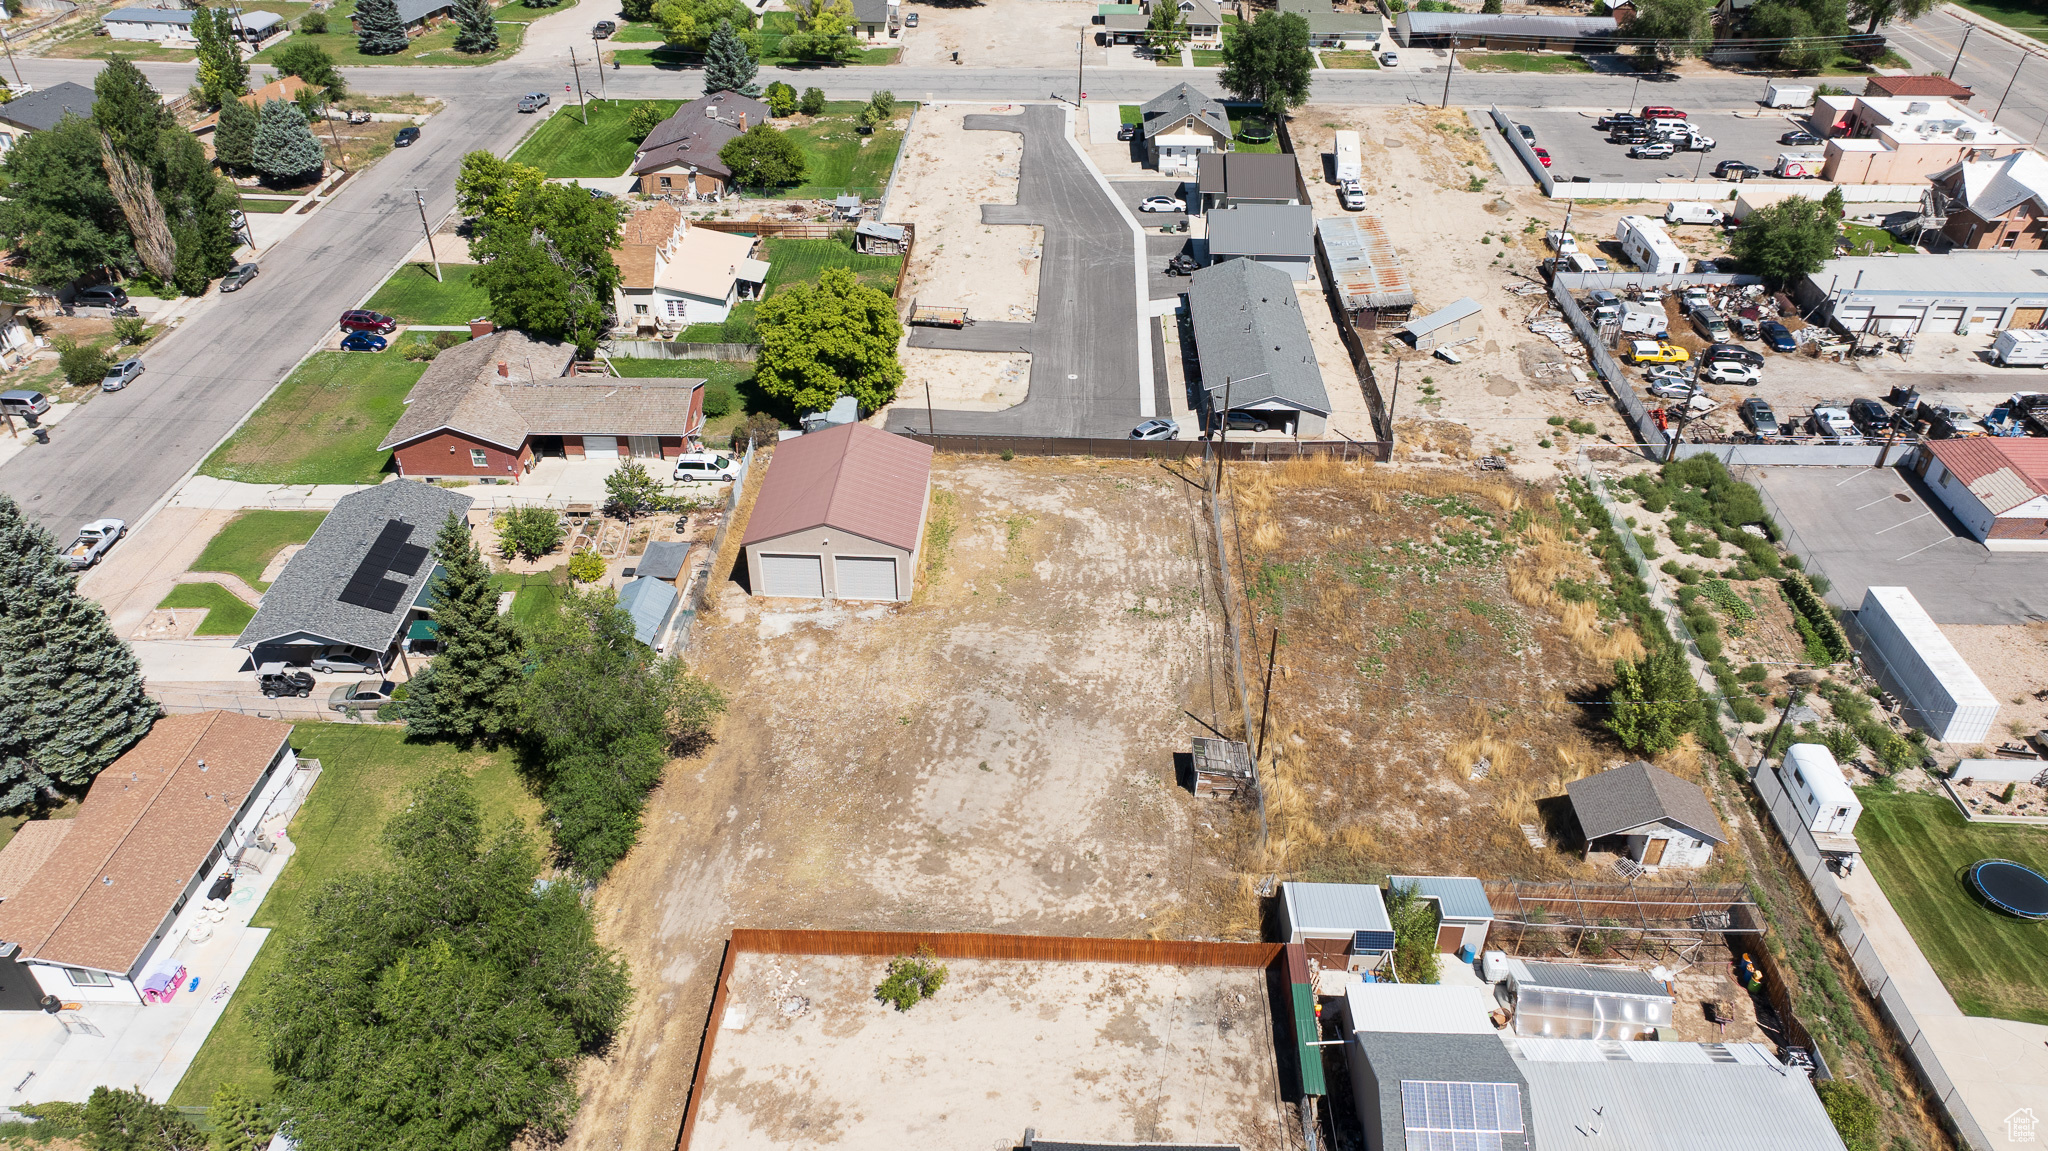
[337,520,431,614]
[1402,1080,1523,1151]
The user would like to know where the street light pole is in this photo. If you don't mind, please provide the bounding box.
[1947,25,1972,81]
[415,190,443,282]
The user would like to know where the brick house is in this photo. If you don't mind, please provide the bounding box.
[377,329,706,480]
[629,91,769,199]
[1930,151,2048,251]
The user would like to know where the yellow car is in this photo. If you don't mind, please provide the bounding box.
[1626,340,1691,365]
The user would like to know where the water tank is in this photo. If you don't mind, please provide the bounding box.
[1482,950,1509,982]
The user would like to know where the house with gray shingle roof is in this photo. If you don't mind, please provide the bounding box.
[378,329,707,480]
[1187,258,1331,437]
[1564,761,1725,871]
[0,82,96,147]
[235,482,474,671]
[1141,82,1231,176]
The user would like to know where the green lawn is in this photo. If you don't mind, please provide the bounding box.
[156,582,256,636]
[1228,113,1281,154]
[761,237,901,294]
[363,263,494,326]
[611,358,767,444]
[238,197,297,213]
[1855,788,2048,1024]
[507,98,684,178]
[1950,0,2048,40]
[1465,51,1591,73]
[192,511,328,590]
[491,570,570,629]
[200,351,426,485]
[1192,49,1225,66]
[760,109,908,199]
[170,727,543,1106]
[1842,223,1914,254]
[249,0,524,67]
[675,303,758,344]
[611,19,666,41]
[1321,50,1380,69]
[1120,104,1143,124]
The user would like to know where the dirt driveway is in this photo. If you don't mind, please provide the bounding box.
[566,456,1235,1151]
[898,0,1096,67]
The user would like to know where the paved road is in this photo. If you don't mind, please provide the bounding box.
[1886,10,2048,138]
[897,105,1143,437]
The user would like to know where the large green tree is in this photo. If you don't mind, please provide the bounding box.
[249,771,632,1150]
[207,1083,277,1151]
[452,0,501,53]
[755,265,904,413]
[1604,645,1702,756]
[718,122,805,187]
[93,57,173,163]
[1145,0,1189,56]
[1849,0,1933,32]
[654,0,755,49]
[0,495,156,814]
[471,182,623,356]
[519,590,726,876]
[1626,0,1713,63]
[273,41,349,105]
[81,1086,205,1151]
[354,0,411,55]
[1218,10,1313,119]
[1728,195,1840,285]
[251,98,324,182]
[192,7,250,109]
[779,0,859,60]
[400,514,526,744]
[213,97,259,173]
[702,18,759,94]
[454,150,547,221]
[1744,0,1848,70]
[0,114,132,285]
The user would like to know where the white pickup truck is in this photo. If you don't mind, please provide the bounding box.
[63,518,126,570]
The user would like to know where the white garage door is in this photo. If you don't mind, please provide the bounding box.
[759,553,824,598]
[583,435,619,459]
[835,556,898,601]
[1929,306,1967,333]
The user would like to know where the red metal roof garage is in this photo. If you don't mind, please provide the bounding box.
[740,424,934,601]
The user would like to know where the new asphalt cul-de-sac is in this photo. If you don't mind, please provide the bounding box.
[898,104,1146,438]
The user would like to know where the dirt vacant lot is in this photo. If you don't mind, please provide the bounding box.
[566,456,1235,1151]
[693,953,1288,1151]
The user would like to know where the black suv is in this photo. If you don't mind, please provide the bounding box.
[1701,342,1763,367]
[1598,113,1645,131]
[1849,398,1893,436]
[1713,160,1761,180]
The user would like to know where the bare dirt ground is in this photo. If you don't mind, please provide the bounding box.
[897,0,1096,68]
[890,104,1041,323]
[1940,622,2048,748]
[899,347,1032,411]
[565,456,1235,1151]
[693,954,1288,1151]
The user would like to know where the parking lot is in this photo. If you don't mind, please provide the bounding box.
[1506,106,1817,184]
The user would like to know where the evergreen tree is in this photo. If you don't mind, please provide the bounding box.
[353,0,411,55]
[251,98,323,182]
[192,7,250,109]
[452,0,500,52]
[93,57,173,169]
[702,19,759,95]
[207,1084,275,1151]
[81,1087,204,1151]
[799,85,826,115]
[212,96,257,172]
[0,495,156,815]
[401,513,525,744]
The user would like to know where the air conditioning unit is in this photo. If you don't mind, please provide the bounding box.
[1955,127,1977,141]
[1907,101,1931,114]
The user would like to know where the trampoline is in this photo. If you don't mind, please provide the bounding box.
[1967,859,2048,920]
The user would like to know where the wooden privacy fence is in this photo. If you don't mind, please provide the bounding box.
[896,432,1390,463]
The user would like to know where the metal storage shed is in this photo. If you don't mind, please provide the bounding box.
[1398,297,1481,350]
[1855,586,2000,742]
[1317,216,1414,331]
[616,576,679,647]
[1389,875,1494,955]
[1280,881,1394,969]
[1504,959,1673,1041]
[741,423,933,602]
[633,540,691,583]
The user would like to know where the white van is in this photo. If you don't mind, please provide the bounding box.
[1665,201,1725,226]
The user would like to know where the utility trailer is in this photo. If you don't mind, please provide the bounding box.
[908,301,971,329]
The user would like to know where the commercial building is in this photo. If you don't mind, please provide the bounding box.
[741,423,933,601]
[630,91,771,199]
[611,205,769,332]
[378,329,707,479]
[1195,153,1302,211]
[1797,252,2048,336]
[1928,150,2048,251]
[1564,760,1725,871]
[1205,204,1315,281]
[1863,74,1974,100]
[1912,437,2048,551]
[1139,83,1231,176]
[1187,258,1332,436]
[1392,12,1615,50]
[1317,216,1414,331]
[1810,95,2026,184]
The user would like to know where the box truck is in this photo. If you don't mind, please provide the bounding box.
[1765,83,1815,108]
[1615,214,1685,274]
[1992,328,2048,367]
[1772,152,1825,179]
[1857,586,2001,743]
[1333,130,1362,183]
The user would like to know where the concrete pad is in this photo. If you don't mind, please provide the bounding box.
[131,638,254,682]
[77,506,241,638]
[1086,101,1121,143]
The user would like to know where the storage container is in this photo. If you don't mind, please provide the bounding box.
[1856,586,2000,743]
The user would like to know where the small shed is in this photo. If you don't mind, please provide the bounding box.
[1781,743,1862,838]
[1565,761,1726,871]
[1280,881,1395,970]
[1503,959,1673,1041]
[1317,216,1414,331]
[741,423,933,602]
[616,576,679,647]
[1399,297,1481,350]
[1189,736,1252,797]
[634,540,691,583]
[1388,875,1494,955]
[854,220,906,254]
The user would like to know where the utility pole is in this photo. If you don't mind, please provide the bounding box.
[570,46,589,125]
[1386,358,1402,426]
[1995,53,2024,120]
[924,380,936,438]
[414,190,443,282]
[0,30,20,89]
[1947,25,1971,81]
[1440,45,1456,109]
[594,33,609,100]
[323,107,344,166]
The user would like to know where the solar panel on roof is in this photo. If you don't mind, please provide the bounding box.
[337,520,429,613]
[1402,1080,1522,1151]
[1352,929,1397,952]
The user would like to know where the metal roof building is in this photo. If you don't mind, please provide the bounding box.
[1393,11,1615,48]
[1187,258,1332,436]
[1505,959,1674,1041]
[1318,216,1415,330]
[616,576,680,648]
[1798,251,2048,336]
[1512,1039,1848,1151]
[1399,297,1481,350]
[742,424,933,602]
[1390,875,1494,955]
[634,540,692,583]
[1281,880,1394,968]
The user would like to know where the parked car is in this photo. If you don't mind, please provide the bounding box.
[673,451,740,482]
[1701,343,1762,367]
[340,330,388,352]
[1130,418,1178,441]
[311,646,383,674]
[1117,122,1138,141]
[1760,320,1797,351]
[1640,105,1686,120]
[1338,178,1366,210]
[1610,127,1654,145]
[1625,339,1689,365]
[1713,160,1762,180]
[0,389,50,420]
[328,681,394,712]
[1531,146,1552,168]
[61,519,125,570]
[219,262,259,292]
[101,358,144,391]
[1780,129,1820,146]
[1740,397,1781,437]
[1516,124,1535,142]
[1849,397,1893,435]
[1597,113,1645,130]
[1628,141,1676,159]
[1679,132,1716,152]
[1916,401,1983,439]
[1702,360,1760,386]
[256,663,314,699]
[340,309,397,333]
[1380,51,1398,65]
[592,19,615,35]
[229,209,248,231]
[77,284,129,308]
[1642,364,1692,387]
[518,92,551,113]
[904,10,917,24]
[1138,195,1185,213]
[394,126,420,147]
[1810,406,1860,442]
[1647,378,1699,400]
[1209,411,1270,434]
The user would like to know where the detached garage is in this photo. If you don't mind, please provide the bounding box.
[741,423,933,601]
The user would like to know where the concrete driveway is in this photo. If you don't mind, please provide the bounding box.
[898,104,1147,438]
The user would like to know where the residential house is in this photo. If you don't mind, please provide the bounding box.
[1187,258,1331,436]
[1205,204,1315,281]
[849,0,899,39]
[378,328,708,478]
[1864,74,1973,100]
[1911,438,2048,550]
[1795,252,2048,335]
[235,482,473,672]
[1814,96,2026,184]
[1317,215,1414,331]
[1278,0,1382,47]
[1564,760,1726,871]
[1143,0,1223,46]
[1196,152,1301,211]
[1140,82,1231,176]
[192,75,316,134]
[1929,150,2048,251]
[1100,10,1148,43]
[0,81,95,151]
[0,713,298,1005]
[630,91,770,199]
[102,7,199,41]
[1393,12,1615,49]
[612,204,769,333]
[741,423,933,601]
[392,0,455,30]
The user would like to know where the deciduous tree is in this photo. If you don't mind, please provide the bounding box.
[602,459,668,519]
[1728,195,1839,285]
[799,85,827,115]
[496,505,566,560]
[470,182,623,356]
[780,0,859,60]
[0,115,131,285]
[718,121,805,186]
[1218,10,1313,119]
[353,0,411,55]
[1145,0,1189,56]
[1604,645,1702,756]
[755,265,904,413]
[273,41,349,104]
[702,18,759,94]
[251,98,324,182]
[0,494,156,813]
[1848,0,1931,33]
[453,0,501,53]
[763,80,797,116]
[655,0,754,49]
[192,7,250,109]
[455,150,548,221]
